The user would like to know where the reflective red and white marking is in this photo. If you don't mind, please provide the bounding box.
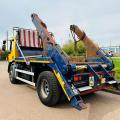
[20,29,42,48]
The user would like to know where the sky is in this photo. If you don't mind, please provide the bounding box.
[0,0,120,47]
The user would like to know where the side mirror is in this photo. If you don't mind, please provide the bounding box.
[2,45,6,51]
[3,40,6,45]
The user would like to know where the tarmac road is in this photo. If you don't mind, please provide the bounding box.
[0,61,120,120]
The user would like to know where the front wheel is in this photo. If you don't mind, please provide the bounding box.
[9,63,19,84]
[37,71,61,106]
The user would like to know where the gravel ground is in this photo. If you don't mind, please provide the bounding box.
[0,61,120,120]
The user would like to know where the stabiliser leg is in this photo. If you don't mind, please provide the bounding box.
[70,95,87,110]
[103,82,120,96]
[52,65,87,110]
[62,82,87,110]
[113,82,120,90]
[62,80,87,110]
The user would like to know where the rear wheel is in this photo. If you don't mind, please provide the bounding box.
[37,71,61,106]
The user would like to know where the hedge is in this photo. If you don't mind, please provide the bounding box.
[62,40,85,56]
[0,51,10,61]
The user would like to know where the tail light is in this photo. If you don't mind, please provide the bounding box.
[74,75,81,82]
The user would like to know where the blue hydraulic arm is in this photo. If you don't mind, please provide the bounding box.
[96,49,114,70]
[31,13,86,110]
[31,13,69,74]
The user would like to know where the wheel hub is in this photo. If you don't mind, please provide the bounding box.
[9,69,13,81]
[40,79,50,98]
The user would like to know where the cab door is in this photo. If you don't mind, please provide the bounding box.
[7,38,19,62]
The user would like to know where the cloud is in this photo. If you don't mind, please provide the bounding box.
[0,0,120,47]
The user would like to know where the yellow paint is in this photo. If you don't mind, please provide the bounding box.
[8,37,19,62]
[15,60,51,63]
[53,70,70,101]
[8,36,52,64]
[30,60,51,63]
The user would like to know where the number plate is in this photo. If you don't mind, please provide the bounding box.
[89,76,94,86]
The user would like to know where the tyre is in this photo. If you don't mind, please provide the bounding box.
[37,71,61,106]
[9,63,19,84]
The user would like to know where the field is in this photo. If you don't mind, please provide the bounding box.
[112,57,120,81]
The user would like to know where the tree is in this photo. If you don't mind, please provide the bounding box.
[0,50,9,61]
[0,49,2,56]
[62,40,85,56]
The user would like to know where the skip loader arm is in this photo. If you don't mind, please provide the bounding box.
[31,13,55,50]
[70,25,114,70]
[31,14,86,110]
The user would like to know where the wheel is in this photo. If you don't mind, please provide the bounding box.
[9,63,19,84]
[37,71,61,106]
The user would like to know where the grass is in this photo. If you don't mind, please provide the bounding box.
[112,57,120,81]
